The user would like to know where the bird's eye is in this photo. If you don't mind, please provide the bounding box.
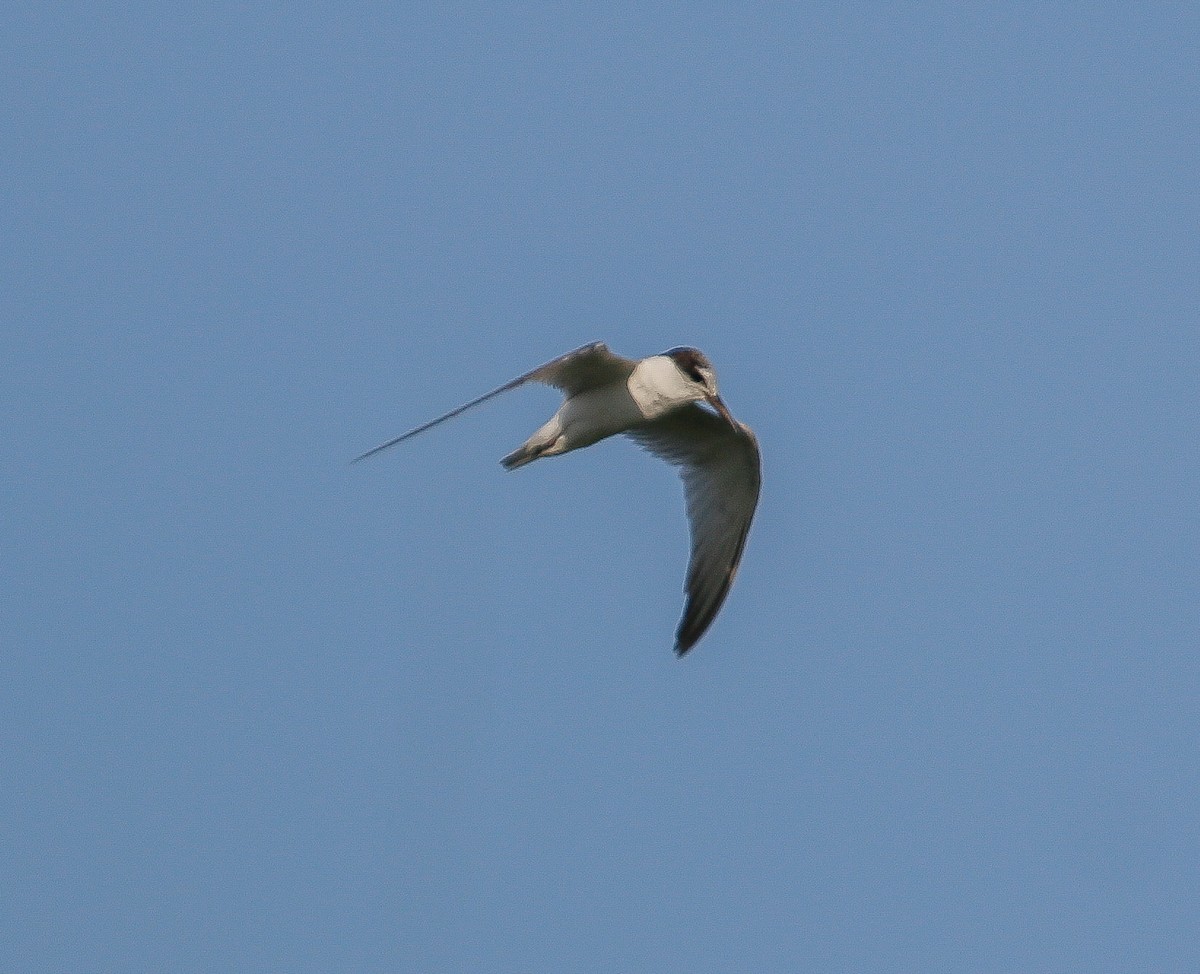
[687,367,705,383]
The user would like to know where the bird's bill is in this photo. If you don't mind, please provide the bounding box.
[706,394,738,428]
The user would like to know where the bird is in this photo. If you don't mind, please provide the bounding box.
[354,342,761,656]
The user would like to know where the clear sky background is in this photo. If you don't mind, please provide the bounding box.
[4,5,1198,972]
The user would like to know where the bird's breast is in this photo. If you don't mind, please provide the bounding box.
[558,384,648,450]
[626,356,693,420]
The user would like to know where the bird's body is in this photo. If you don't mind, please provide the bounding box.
[355,342,760,656]
[500,353,704,468]
[501,375,643,468]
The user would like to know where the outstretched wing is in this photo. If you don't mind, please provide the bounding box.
[353,342,636,463]
[626,404,761,656]
[532,341,637,397]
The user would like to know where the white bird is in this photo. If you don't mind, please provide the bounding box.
[355,342,761,656]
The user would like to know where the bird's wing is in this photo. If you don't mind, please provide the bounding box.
[353,342,636,463]
[626,404,761,656]
[531,341,638,397]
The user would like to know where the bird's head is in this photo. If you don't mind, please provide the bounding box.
[663,347,736,426]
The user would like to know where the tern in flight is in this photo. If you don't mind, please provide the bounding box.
[355,342,761,656]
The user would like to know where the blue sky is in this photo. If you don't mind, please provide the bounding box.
[4,4,1198,971]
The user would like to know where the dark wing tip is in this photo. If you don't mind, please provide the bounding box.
[672,593,721,658]
[672,519,752,658]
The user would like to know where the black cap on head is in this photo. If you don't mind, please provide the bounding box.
[664,346,712,382]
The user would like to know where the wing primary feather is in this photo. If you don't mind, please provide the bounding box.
[351,374,530,463]
[625,403,761,656]
[351,342,607,464]
[675,517,752,656]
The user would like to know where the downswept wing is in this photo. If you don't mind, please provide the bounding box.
[353,342,636,463]
[626,403,761,656]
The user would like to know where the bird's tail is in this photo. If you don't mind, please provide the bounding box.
[501,430,567,470]
[501,444,540,470]
[501,416,566,470]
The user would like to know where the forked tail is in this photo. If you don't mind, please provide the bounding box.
[501,443,542,470]
[499,441,549,472]
[501,430,568,470]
